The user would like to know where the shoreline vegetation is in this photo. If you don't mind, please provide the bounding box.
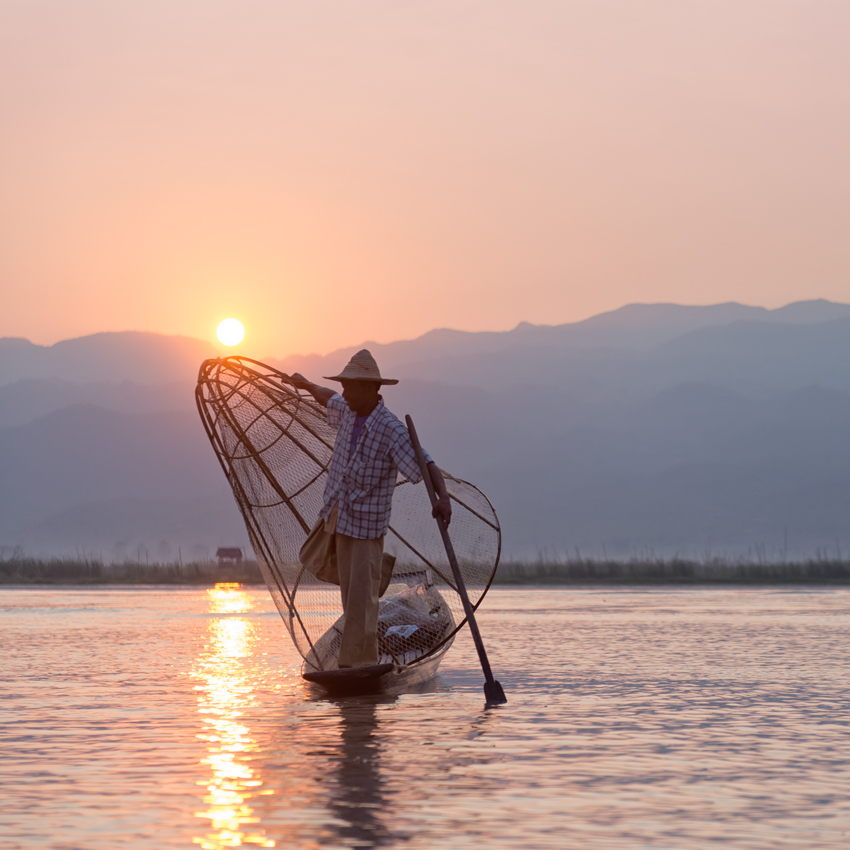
[3,555,850,586]
[0,557,264,585]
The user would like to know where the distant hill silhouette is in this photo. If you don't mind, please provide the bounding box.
[269,299,850,379]
[4,299,850,560]
[0,331,216,386]
[0,379,192,430]
[0,405,245,559]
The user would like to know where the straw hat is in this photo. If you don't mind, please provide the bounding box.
[324,349,399,385]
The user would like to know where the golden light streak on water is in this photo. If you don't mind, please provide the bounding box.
[207,582,254,616]
[192,583,275,849]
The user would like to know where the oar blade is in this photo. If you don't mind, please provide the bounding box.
[484,679,507,706]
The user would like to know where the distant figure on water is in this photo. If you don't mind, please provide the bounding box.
[291,349,451,668]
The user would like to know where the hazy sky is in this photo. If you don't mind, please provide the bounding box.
[2,1,849,357]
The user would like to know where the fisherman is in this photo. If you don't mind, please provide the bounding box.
[291,350,451,668]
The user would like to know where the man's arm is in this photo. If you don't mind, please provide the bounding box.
[428,461,452,527]
[290,373,337,408]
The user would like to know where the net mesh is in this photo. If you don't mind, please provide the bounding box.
[196,356,501,672]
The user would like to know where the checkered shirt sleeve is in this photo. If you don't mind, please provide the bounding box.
[321,394,434,539]
[326,392,347,431]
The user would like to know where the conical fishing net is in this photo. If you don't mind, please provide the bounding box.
[196,356,501,672]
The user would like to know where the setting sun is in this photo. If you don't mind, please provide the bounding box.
[216,318,245,347]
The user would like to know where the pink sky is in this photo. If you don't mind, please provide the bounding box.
[1,1,849,358]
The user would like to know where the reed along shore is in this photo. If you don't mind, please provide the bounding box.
[0,557,265,585]
[494,557,850,585]
[4,555,850,585]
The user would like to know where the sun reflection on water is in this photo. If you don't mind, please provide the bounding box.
[193,583,275,849]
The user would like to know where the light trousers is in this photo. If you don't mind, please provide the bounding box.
[336,532,384,668]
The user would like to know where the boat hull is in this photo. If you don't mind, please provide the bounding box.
[301,652,447,697]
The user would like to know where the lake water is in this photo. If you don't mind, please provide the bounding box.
[2,585,849,849]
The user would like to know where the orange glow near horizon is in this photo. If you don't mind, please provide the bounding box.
[193,583,275,849]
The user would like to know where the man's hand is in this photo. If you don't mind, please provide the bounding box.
[289,373,336,408]
[432,494,452,527]
[426,462,452,527]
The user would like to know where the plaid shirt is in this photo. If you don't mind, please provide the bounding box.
[320,393,433,539]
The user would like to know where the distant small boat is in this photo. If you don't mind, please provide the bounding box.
[195,356,500,697]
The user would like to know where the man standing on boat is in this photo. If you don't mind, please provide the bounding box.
[291,349,451,669]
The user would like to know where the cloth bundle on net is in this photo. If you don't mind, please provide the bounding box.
[195,356,501,674]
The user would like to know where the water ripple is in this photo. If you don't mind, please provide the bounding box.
[1,585,849,848]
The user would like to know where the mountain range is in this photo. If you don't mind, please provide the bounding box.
[4,299,850,561]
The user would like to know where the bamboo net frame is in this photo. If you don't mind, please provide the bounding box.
[195,356,501,671]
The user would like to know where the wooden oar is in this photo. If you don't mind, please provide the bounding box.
[406,415,507,706]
